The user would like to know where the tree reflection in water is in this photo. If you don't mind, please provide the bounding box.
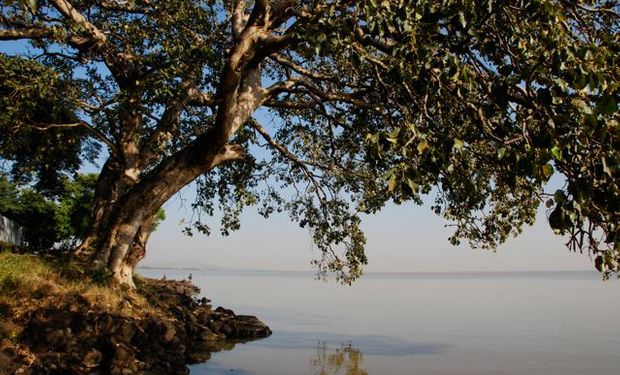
[310,341,369,375]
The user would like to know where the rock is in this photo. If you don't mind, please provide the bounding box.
[0,346,18,373]
[209,320,224,334]
[95,313,117,334]
[195,310,211,325]
[215,306,235,317]
[230,315,272,339]
[113,340,135,362]
[6,277,271,374]
[161,321,176,342]
[82,348,102,368]
[117,319,137,340]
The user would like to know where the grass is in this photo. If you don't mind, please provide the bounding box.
[0,251,156,320]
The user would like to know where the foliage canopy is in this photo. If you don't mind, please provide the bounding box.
[0,0,618,283]
[0,174,97,249]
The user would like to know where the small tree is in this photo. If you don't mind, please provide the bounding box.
[0,174,97,250]
[1,1,617,286]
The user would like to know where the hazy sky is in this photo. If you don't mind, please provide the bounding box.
[144,183,593,273]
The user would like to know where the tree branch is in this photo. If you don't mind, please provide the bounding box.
[265,99,316,109]
[51,0,107,46]
[232,0,248,40]
[249,119,327,201]
[0,28,54,40]
[270,53,335,81]
[99,0,153,14]
[354,24,398,52]
[28,121,119,156]
[187,88,217,106]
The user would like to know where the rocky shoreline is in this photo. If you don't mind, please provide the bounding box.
[0,277,271,374]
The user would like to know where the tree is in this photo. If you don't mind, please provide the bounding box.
[0,173,98,250]
[55,173,99,246]
[1,175,59,249]
[0,53,99,196]
[0,0,618,286]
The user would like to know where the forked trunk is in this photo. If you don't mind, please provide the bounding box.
[91,138,245,287]
[84,56,262,287]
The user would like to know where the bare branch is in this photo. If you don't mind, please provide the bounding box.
[265,99,316,109]
[263,77,304,97]
[351,42,388,69]
[297,80,375,109]
[263,77,379,113]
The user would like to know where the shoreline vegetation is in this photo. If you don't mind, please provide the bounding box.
[0,250,271,374]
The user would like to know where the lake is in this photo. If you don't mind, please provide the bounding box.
[138,269,620,375]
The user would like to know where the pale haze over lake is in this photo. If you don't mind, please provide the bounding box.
[139,268,620,375]
[140,180,619,374]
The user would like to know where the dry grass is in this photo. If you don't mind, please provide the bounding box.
[0,252,156,320]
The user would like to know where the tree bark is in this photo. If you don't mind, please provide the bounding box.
[94,135,245,285]
[82,15,270,286]
[75,158,123,256]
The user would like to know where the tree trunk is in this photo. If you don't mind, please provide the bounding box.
[83,53,263,287]
[74,158,124,256]
[91,136,245,286]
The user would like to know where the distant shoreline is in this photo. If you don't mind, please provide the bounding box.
[137,267,601,279]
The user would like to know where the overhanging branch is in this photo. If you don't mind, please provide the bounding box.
[248,119,328,201]
[28,121,119,156]
[0,28,54,40]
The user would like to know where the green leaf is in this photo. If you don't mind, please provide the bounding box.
[594,255,604,272]
[458,12,467,28]
[542,164,554,179]
[602,158,613,177]
[595,95,617,116]
[405,178,418,196]
[551,145,562,161]
[387,174,397,193]
[572,70,588,90]
[19,0,40,12]
[417,140,429,154]
[554,190,567,204]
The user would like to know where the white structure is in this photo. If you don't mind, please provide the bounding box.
[0,215,23,246]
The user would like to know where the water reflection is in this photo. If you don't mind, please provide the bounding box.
[258,330,448,356]
[310,342,369,375]
[188,338,240,364]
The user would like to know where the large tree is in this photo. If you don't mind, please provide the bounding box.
[0,0,618,286]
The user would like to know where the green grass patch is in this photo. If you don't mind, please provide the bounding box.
[0,252,156,318]
[0,253,55,295]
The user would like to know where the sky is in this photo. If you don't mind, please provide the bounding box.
[143,182,593,273]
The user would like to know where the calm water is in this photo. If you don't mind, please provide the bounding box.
[138,269,620,375]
